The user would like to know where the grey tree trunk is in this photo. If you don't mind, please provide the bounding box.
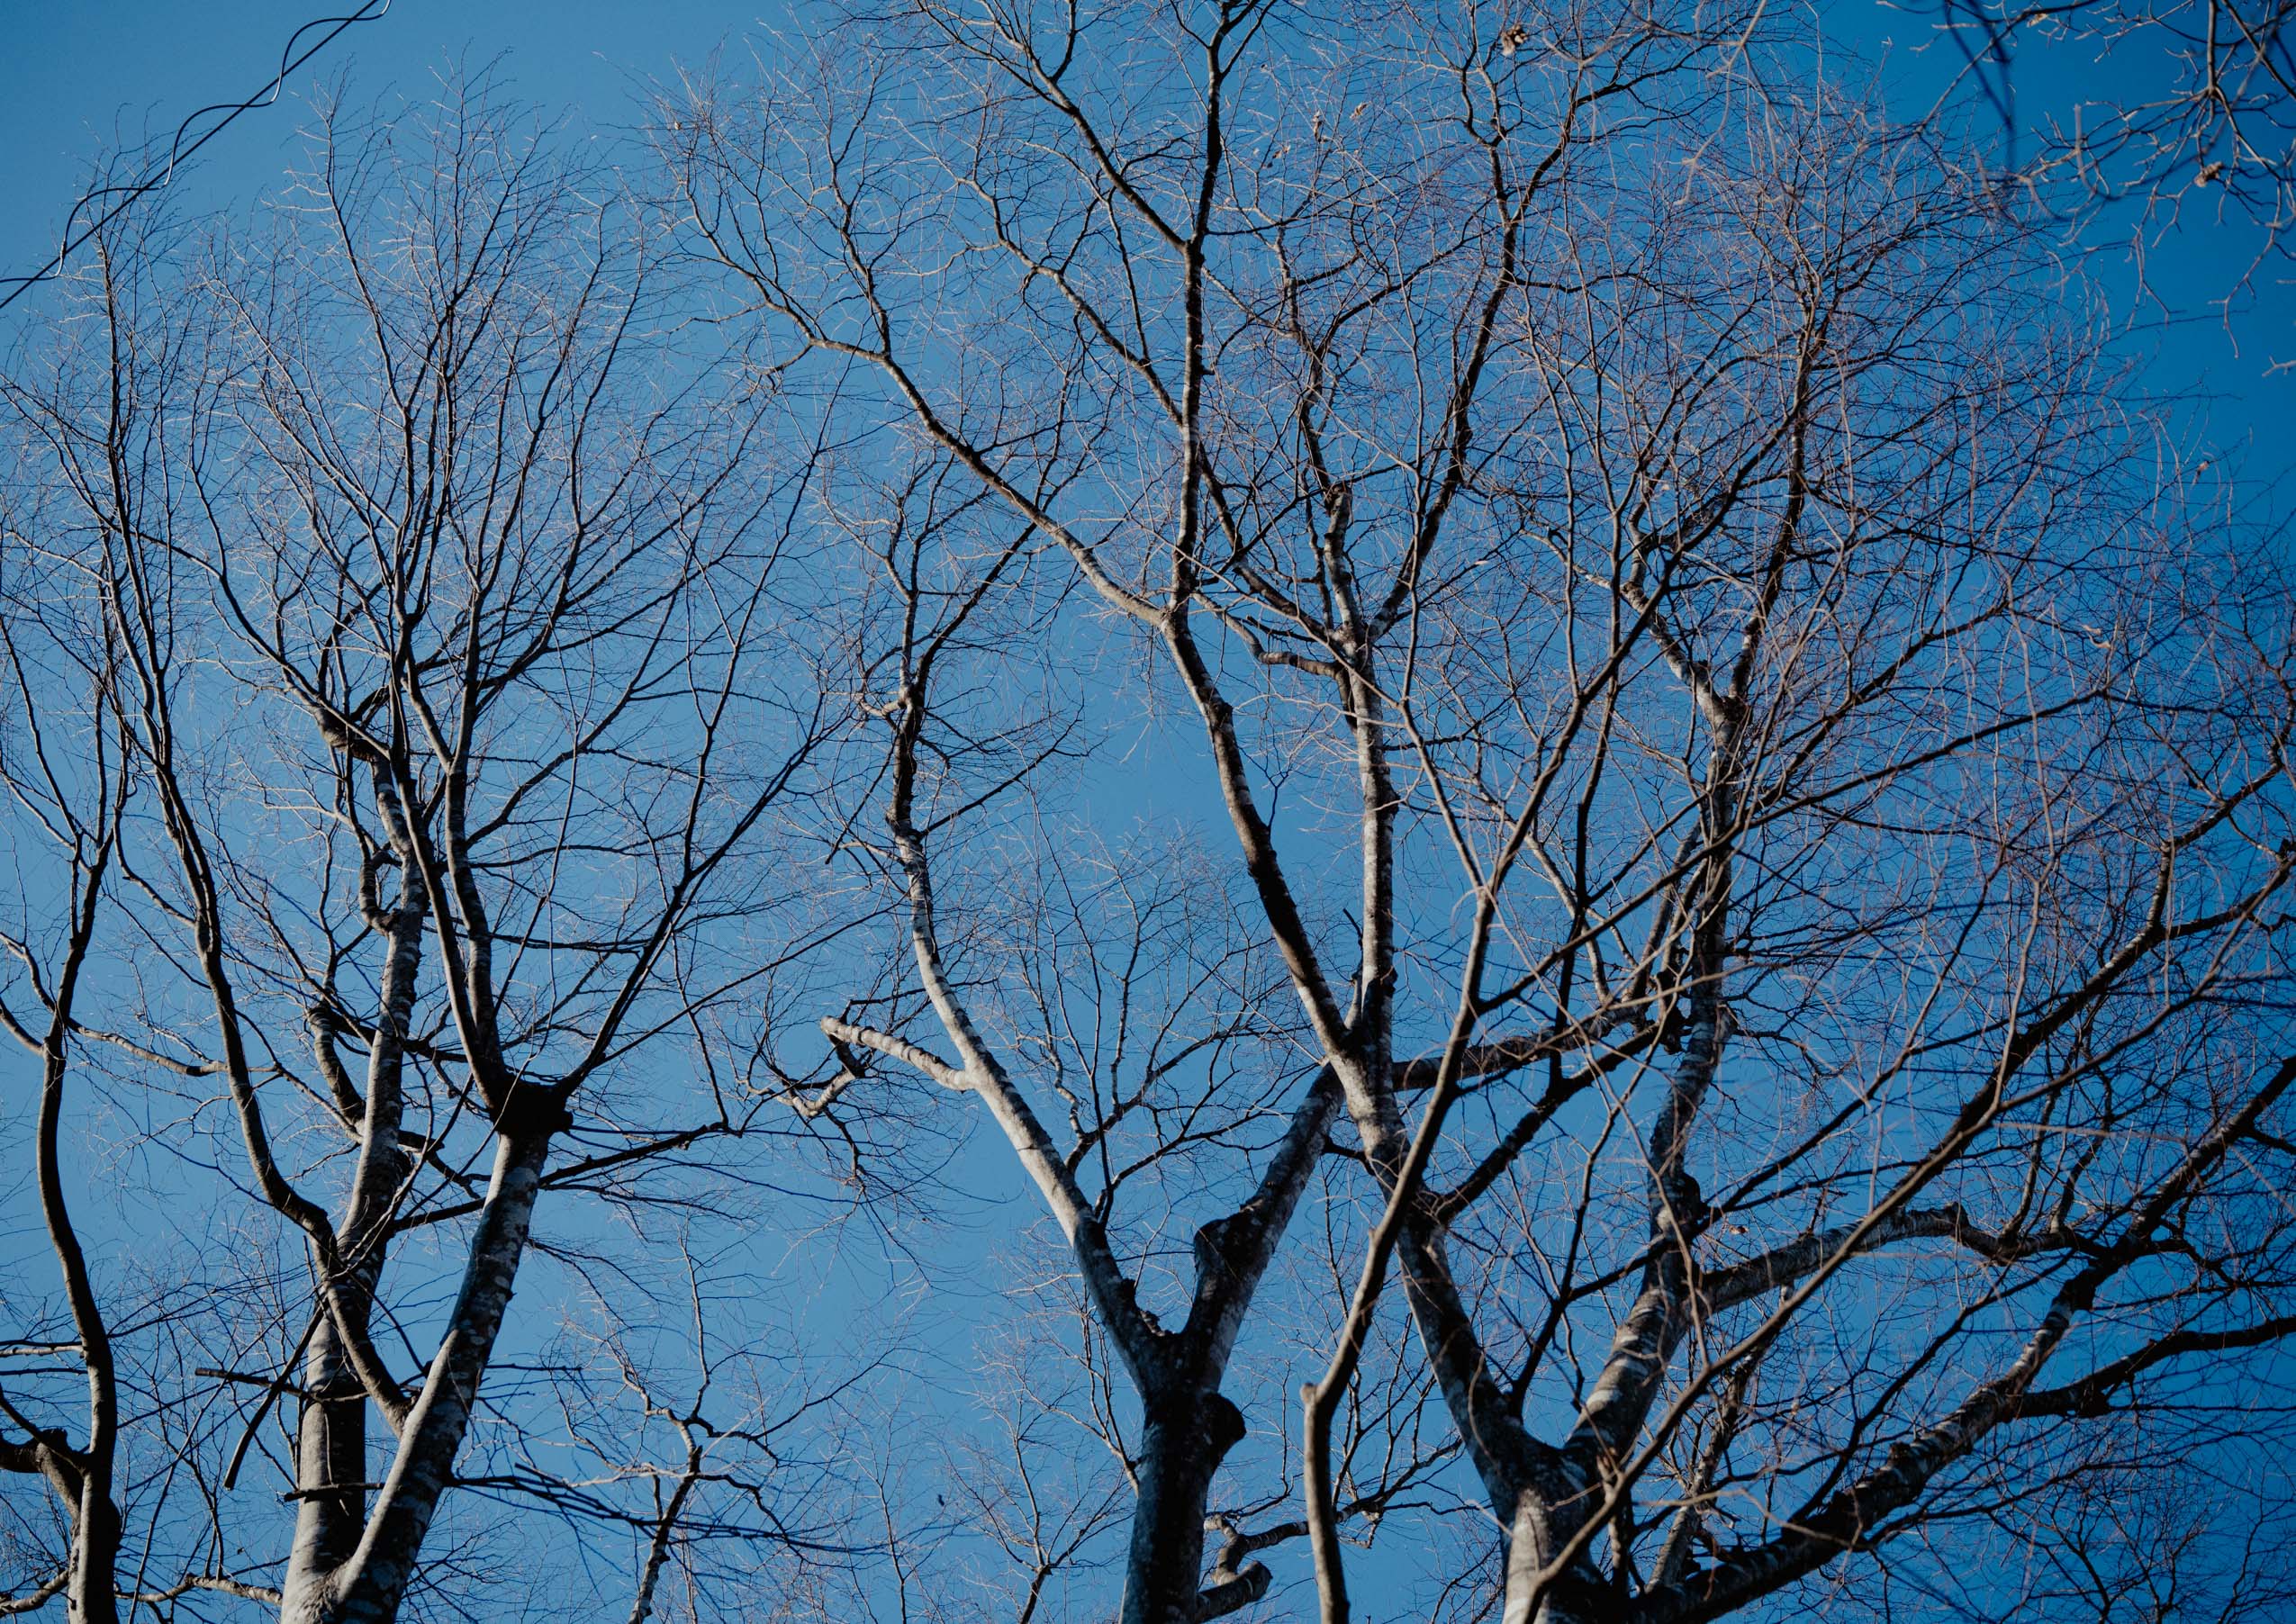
[65,1473,120,1624]
[281,862,425,1622]
[272,1121,549,1624]
[277,1314,369,1624]
[1119,1391,1251,1624]
[321,1128,555,1624]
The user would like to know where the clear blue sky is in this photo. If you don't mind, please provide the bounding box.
[0,1,758,292]
[0,5,2289,1617]
[4,0,2291,462]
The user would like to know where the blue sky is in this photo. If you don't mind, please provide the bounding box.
[0,2,744,293]
[2,5,2291,1619]
[3,0,2290,450]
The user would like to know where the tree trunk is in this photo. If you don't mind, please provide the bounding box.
[66,1479,120,1624]
[277,1314,371,1624]
[283,872,424,1621]
[1499,1484,1604,1624]
[321,1128,554,1624]
[1119,1389,1250,1624]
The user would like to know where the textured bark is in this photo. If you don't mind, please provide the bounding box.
[1121,1392,1252,1624]
[280,857,425,1619]
[276,1314,369,1624]
[322,1130,556,1623]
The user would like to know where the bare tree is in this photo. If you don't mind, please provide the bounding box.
[1,79,870,1624]
[5,9,2292,1622]
[664,0,1735,1614]
[809,445,1342,1623]
[0,349,136,1624]
[671,3,2296,1621]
